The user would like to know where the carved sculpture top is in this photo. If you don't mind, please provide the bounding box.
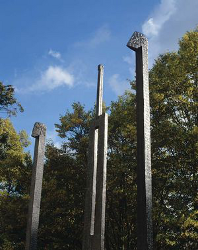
[127,31,148,51]
[32,122,46,138]
[98,64,104,71]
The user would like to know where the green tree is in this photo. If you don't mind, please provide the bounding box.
[181,209,198,249]
[38,143,86,249]
[0,118,32,249]
[0,82,23,117]
[149,28,198,249]
[105,92,137,249]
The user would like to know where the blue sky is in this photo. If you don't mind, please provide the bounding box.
[0,0,198,153]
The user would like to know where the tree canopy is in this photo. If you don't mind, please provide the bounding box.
[0,82,23,117]
[0,119,32,249]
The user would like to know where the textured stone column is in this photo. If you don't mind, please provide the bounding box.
[127,32,153,250]
[83,65,108,250]
[25,122,46,250]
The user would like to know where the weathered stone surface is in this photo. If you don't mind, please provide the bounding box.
[127,32,153,250]
[32,122,46,138]
[127,31,148,51]
[83,65,108,250]
[25,122,46,250]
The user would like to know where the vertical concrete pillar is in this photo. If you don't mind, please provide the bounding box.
[83,65,108,250]
[25,122,46,250]
[127,31,153,250]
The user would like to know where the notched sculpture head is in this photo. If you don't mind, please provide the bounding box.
[32,122,46,138]
[98,64,104,71]
[127,31,148,51]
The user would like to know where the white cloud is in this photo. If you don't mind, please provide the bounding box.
[109,74,130,96]
[48,49,62,60]
[142,0,198,65]
[75,25,111,48]
[142,0,176,37]
[47,129,62,149]
[30,66,74,92]
[15,66,74,93]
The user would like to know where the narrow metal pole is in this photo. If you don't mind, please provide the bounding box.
[25,122,46,250]
[127,31,153,250]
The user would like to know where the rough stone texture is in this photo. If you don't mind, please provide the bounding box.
[25,122,46,250]
[83,65,108,250]
[127,31,147,51]
[32,122,46,138]
[127,32,153,250]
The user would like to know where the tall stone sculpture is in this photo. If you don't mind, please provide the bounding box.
[127,32,153,250]
[83,65,108,250]
[25,122,46,250]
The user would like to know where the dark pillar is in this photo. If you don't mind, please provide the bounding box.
[83,65,108,250]
[25,122,46,250]
[127,31,153,250]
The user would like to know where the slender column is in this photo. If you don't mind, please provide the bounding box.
[96,64,104,117]
[127,32,153,250]
[83,65,108,250]
[83,123,98,250]
[92,113,108,250]
[25,122,46,250]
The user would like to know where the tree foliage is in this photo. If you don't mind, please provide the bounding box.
[0,82,23,117]
[0,119,32,249]
[38,144,86,249]
[149,29,198,249]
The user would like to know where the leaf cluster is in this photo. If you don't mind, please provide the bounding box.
[0,82,23,117]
